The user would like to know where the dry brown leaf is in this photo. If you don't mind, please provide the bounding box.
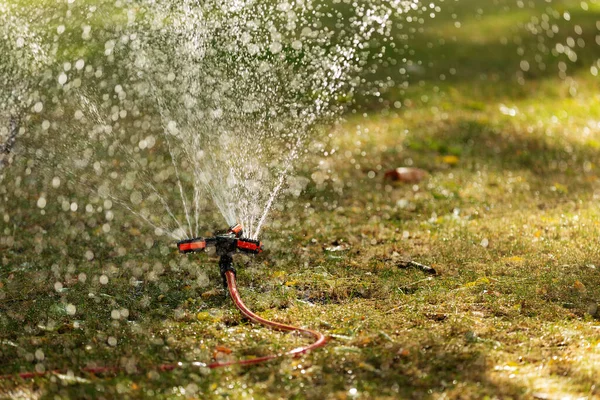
[384,167,428,183]
[573,280,586,292]
[201,288,221,298]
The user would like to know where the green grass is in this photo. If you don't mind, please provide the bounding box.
[2,0,600,398]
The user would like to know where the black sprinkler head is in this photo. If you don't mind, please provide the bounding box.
[177,224,263,287]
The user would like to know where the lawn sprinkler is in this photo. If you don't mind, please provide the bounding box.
[177,223,327,368]
[177,223,263,287]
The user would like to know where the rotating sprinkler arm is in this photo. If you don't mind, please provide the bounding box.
[228,223,243,237]
[177,224,262,255]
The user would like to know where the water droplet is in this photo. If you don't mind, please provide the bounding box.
[269,41,282,54]
[130,191,143,205]
[66,304,76,315]
[58,72,68,85]
[75,59,85,70]
[34,349,45,361]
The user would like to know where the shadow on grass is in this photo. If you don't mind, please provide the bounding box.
[402,117,598,178]
[279,336,527,399]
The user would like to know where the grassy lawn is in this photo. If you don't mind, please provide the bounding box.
[1,0,600,399]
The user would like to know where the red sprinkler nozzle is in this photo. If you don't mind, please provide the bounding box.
[236,238,262,254]
[177,238,207,253]
[228,223,244,237]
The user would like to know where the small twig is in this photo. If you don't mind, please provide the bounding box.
[385,304,403,315]
[295,299,316,307]
[406,276,434,287]
[398,260,437,275]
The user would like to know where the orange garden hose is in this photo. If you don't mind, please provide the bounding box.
[208,270,327,368]
[0,270,327,380]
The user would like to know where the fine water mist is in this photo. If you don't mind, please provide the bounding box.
[49,0,434,241]
[2,0,598,243]
[0,2,53,169]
